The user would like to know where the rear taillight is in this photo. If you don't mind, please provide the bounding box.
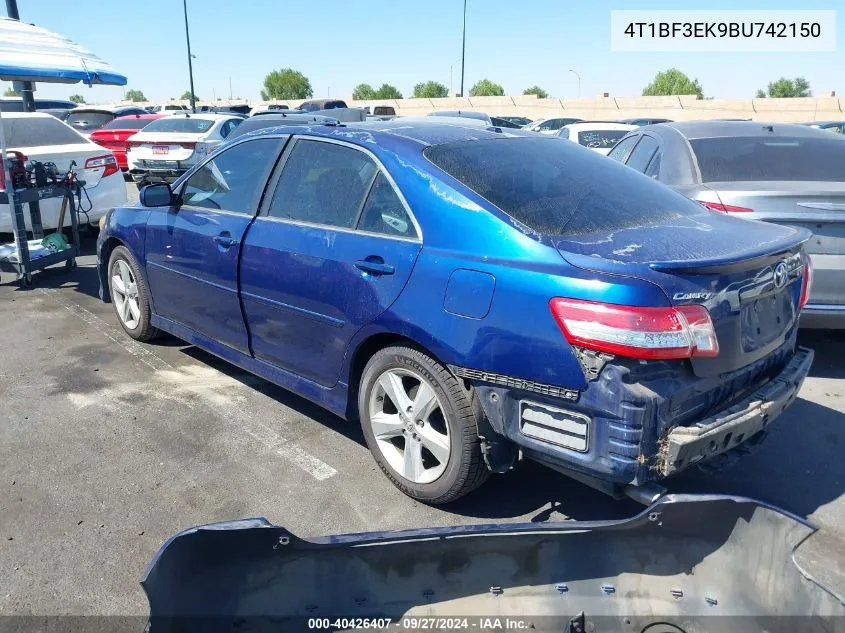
[549,298,719,360]
[800,253,813,310]
[85,154,119,178]
[180,142,197,150]
[698,201,753,213]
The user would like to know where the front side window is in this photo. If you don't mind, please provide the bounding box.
[357,173,417,238]
[180,138,281,213]
[268,139,377,228]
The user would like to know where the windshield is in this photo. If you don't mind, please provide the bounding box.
[141,118,216,133]
[424,137,701,235]
[100,117,156,131]
[2,116,85,147]
[65,111,114,132]
[690,136,845,182]
[577,129,630,149]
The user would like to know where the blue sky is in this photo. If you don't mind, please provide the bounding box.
[5,0,843,103]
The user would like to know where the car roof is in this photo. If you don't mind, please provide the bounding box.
[113,113,163,120]
[158,112,236,121]
[658,120,836,139]
[428,110,490,121]
[238,120,539,148]
[805,120,845,126]
[0,111,54,119]
[563,122,637,131]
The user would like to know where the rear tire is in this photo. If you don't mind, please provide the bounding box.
[107,245,160,341]
[359,346,490,504]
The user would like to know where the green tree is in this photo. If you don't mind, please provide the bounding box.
[352,83,375,100]
[68,94,86,104]
[373,83,402,99]
[260,68,313,101]
[755,89,766,98]
[469,79,505,97]
[124,89,147,102]
[523,86,548,99]
[3,86,19,97]
[642,68,703,98]
[412,80,448,98]
[757,77,811,98]
[180,90,199,101]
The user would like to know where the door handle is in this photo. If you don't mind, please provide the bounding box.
[213,232,236,248]
[355,258,395,276]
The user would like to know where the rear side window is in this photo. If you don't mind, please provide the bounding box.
[2,116,84,147]
[424,137,701,236]
[625,135,659,173]
[577,129,630,149]
[607,135,639,162]
[142,118,215,133]
[65,111,114,132]
[268,139,377,228]
[180,138,281,213]
[690,136,845,182]
[358,173,417,238]
[101,117,155,131]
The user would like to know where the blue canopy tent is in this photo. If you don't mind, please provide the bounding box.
[0,16,127,285]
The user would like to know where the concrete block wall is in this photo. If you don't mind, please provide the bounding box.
[253,94,844,123]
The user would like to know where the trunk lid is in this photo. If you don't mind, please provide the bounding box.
[701,181,845,306]
[127,132,207,162]
[553,211,810,377]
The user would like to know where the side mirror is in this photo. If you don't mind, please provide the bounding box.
[139,183,174,208]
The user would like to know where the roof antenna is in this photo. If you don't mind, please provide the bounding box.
[763,124,774,133]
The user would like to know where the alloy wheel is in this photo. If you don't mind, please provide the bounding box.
[368,368,451,484]
[111,259,141,330]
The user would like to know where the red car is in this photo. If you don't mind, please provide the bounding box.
[89,114,164,171]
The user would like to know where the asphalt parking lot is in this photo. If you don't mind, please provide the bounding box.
[1,183,844,615]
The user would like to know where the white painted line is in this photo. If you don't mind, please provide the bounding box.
[40,288,338,481]
[39,288,172,372]
[276,443,338,481]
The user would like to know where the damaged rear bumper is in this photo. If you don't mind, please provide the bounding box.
[661,346,813,476]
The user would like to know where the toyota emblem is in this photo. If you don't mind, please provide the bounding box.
[773,262,788,289]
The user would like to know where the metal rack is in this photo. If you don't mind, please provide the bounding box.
[0,182,80,287]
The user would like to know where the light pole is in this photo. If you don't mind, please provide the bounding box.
[183,0,196,112]
[459,0,467,97]
[5,0,35,112]
[569,69,581,99]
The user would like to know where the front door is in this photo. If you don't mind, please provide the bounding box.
[240,138,422,386]
[145,137,284,354]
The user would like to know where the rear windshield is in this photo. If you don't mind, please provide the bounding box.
[141,118,215,133]
[100,117,155,131]
[2,116,84,147]
[691,136,845,182]
[577,129,629,149]
[65,111,114,132]
[424,137,701,236]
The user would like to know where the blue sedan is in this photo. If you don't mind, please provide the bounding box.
[97,121,814,504]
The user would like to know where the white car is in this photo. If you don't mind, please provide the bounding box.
[557,122,637,155]
[126,113,243,187]
[0,112,127,233]
[524,117,584,135]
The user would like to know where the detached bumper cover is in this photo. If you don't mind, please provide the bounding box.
[661,346,813,476]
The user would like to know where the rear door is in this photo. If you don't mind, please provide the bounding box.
[240,137,422,387]
[144,137,284,354]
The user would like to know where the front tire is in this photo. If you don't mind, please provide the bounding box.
[359,346,490,504]
[107,245,160,341]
